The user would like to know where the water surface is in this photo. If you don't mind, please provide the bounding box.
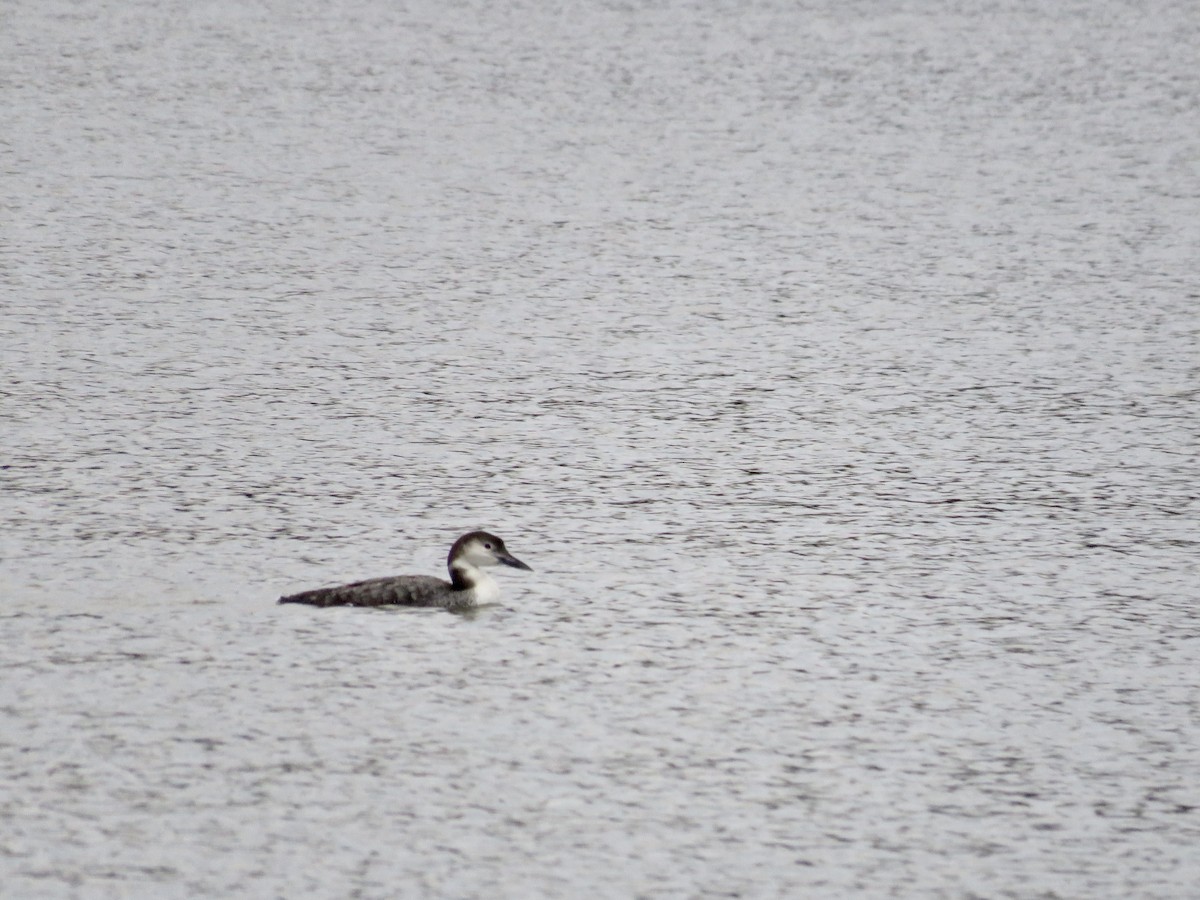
[2,0,1198,896]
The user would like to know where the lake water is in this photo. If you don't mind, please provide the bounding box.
[3,0,1198,896]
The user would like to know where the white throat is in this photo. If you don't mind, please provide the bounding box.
[470,572,500,604]
[451,561,500,604]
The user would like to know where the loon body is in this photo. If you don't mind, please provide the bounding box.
[278,531,532,610]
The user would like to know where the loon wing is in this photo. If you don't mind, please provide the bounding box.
[278,575,453,608]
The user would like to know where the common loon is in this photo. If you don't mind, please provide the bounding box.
[278,531,532,610]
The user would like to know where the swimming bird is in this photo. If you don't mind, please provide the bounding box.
[278,531,532,610]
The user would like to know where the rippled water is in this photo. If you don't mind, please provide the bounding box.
[3,0,1198,896]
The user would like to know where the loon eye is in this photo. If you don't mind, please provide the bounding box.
[483,542,494,550]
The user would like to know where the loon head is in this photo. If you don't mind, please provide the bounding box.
[448,531,533,578]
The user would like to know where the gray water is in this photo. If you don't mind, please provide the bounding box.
[3,0,1198,896]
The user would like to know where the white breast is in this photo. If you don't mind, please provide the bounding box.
[470,574,500,604]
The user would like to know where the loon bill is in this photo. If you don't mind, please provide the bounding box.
[278,530,532,610]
